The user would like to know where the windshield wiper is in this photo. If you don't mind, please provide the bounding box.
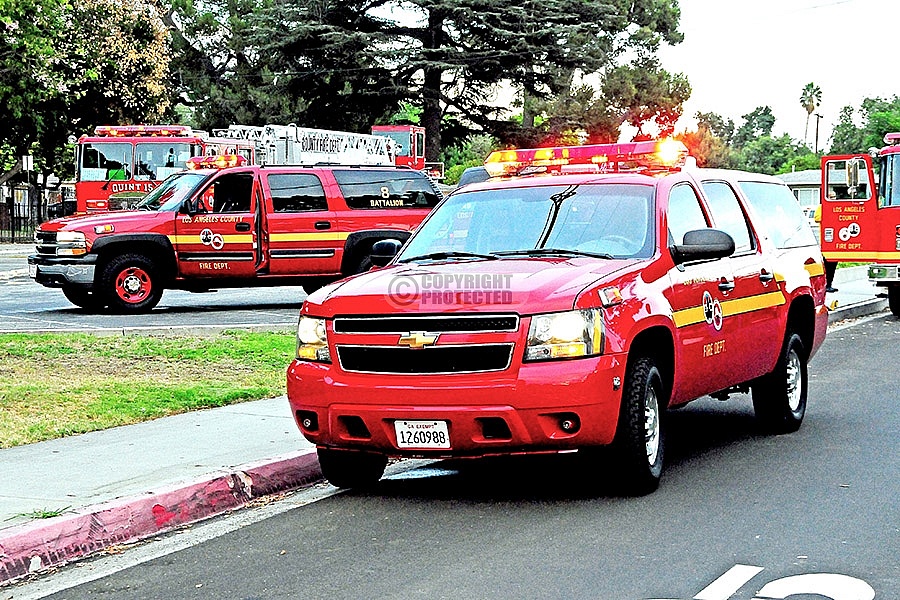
[398,251,499,263]
[494,248,614,259]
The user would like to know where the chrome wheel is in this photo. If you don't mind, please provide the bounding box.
[786,349,802,412]
[645,387,660,466]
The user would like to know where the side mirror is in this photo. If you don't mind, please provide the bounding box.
[178,199,192,215]
[670,228,735,265]
[370,239,402,267]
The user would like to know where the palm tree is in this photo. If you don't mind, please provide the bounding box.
[800,82,823,147]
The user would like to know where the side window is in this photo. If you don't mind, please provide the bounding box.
[701,181,754,254]
[738,181,818,249]
[268,174,327,212]
[667,184,709,245]
[211,173,254,213]
[333,171,441,209]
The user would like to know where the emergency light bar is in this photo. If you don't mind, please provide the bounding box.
[93,125,194,137]
[186,154,248,170]
[483,139,690,177]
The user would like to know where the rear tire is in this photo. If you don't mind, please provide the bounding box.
[62,286,105,311]
[99,254,163,313]
[610,356,665,495]
[752,333,807,433]
[889,284,900,317]
[317,448,388,489]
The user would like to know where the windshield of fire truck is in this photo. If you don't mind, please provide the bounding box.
[134,172,207,211]
[399,183,655,261]
[879,153,900,208]
[79,142,132,181]
[135,142,194,181]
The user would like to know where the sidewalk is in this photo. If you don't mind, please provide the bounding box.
[0,397,320,584]
[0,263,890,586]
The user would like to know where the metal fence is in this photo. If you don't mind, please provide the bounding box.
[0,185,74,243]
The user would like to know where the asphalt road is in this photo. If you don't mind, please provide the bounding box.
[18,313,898,600]
[0,255,306,333]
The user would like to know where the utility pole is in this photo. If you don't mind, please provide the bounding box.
[814,113,823,154]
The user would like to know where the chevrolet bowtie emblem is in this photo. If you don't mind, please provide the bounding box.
[398,331,439,349]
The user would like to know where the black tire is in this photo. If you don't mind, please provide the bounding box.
[62,286,105,311]
[99,254,163,313]
[889,284,900,317]
[752,333,807,433]
[317,448,388,489]
[610,356,665,495]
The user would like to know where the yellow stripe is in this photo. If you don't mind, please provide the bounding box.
[805,263,825,277]
[673,290,786,328]
[168,234,253,244]
[823,251,900,261]
[720,290,786,316]
[672,306,706,328]
[269,232,350,242]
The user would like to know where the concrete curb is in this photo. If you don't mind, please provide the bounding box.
[0,449,321,585]
[827,297,889,324]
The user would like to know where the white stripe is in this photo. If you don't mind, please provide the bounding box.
[694,564,765,600]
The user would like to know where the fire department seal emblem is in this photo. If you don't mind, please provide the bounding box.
[702,290,723,331]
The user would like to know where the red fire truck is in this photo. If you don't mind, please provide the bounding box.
[74,125,256,214]
[820,133,900,315]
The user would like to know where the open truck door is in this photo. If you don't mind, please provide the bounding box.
[821,152,900,315]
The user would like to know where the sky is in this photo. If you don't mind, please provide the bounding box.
[656,0,900,149]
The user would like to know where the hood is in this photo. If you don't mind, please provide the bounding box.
[41,211,167,233]
[306,258,634,316]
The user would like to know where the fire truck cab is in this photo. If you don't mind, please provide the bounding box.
[821,134,900,315]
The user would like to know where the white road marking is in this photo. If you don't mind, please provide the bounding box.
[754,573,875,600]
[694,564,765,600]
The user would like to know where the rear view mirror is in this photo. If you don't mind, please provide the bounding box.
[670,229,735,265]
[370,239,403,267]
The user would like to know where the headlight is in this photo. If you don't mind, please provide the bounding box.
[296,316,330,362]
[55,231,87,256]
[524,309,604,361]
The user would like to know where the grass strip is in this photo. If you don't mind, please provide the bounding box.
[0,330,295,448]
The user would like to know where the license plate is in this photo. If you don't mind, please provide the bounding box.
[28,263,36,278]
[394,420,450,449]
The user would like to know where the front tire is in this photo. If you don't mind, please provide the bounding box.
[100,254,163,313]
[752,333,807,433]
[62,286,105,311]
[888,284,900,317]
[610,356,665,495]
[317,448,388,489]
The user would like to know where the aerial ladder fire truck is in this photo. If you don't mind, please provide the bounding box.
[820,133,900,316]
[212,123,429,170]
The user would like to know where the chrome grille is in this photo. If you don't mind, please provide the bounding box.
[34,231,57,256]
[333,314,519,334]
[336,344,514,374]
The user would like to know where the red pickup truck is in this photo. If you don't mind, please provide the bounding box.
[285,141,828,494]
[28,162,442,312]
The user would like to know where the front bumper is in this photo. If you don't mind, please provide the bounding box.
[868,264,900,285]
[28,254,97,288]
[286,353,626,458]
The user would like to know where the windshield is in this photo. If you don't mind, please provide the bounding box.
[134,172,208,211]
[398,183,656,261]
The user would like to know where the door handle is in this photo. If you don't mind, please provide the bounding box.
[235,222,251,232]
[718,279,735,292]
[759,269,774,283]
[314,221,331,230]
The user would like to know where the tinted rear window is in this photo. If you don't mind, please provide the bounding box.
[333,170,441,209]
[738,181,818,249]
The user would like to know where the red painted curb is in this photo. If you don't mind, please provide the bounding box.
[0,449,321,584]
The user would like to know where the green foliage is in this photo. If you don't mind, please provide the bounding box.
[440,134,497,184]
[602,57,691,138]
[828,96,900,154]
[733,106,775,148]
